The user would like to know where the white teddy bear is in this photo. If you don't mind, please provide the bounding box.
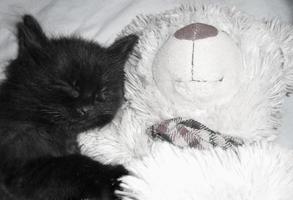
[79,3,293,200]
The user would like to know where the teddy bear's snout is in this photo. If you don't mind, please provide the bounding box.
[174,23,218,41]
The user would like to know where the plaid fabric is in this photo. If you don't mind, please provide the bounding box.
[147,118,244,150]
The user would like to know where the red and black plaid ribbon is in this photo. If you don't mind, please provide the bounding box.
[147,117,244,150]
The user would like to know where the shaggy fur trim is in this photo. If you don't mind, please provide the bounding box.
[118,142,293,200]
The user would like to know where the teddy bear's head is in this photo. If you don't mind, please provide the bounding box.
[153,23,243,106]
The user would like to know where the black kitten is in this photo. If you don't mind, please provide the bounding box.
[0,15,138,200]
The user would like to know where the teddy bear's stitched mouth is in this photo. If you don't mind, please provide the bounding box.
[174,77,224,83]
[190,41,225,83]
[192,77,224,82]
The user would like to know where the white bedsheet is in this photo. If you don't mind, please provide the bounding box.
[0,0,292,147]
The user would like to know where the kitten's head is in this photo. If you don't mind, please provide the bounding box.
[1,15,138,131]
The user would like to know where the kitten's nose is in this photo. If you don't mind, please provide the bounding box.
[82,91,93,100]
[77,106,92,116]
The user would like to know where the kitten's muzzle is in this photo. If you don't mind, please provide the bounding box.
[76,105,93,116]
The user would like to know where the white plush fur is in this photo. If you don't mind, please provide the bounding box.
[78,3,293,200]
[119,142,293,200]
[79,3,293,164]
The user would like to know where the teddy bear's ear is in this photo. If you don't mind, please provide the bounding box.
[272,22,293,94]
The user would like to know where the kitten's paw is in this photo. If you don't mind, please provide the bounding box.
[84,164,128,199]
[103,165,128,200]
[108,164,129,180]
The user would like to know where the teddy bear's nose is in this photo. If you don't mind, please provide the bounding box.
[174,23,218,41]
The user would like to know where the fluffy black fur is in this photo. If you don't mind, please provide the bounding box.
[0,15,138,200]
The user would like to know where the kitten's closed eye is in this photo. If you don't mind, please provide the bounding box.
[95,87,122,103]
[53,80,80,98]
[71,80,80,93]
[95,87,108,102]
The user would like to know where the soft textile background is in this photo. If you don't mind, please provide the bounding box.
[0,0,292,147]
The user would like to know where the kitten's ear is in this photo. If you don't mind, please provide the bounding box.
[17,15,48,53]
[108,34,138,62]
